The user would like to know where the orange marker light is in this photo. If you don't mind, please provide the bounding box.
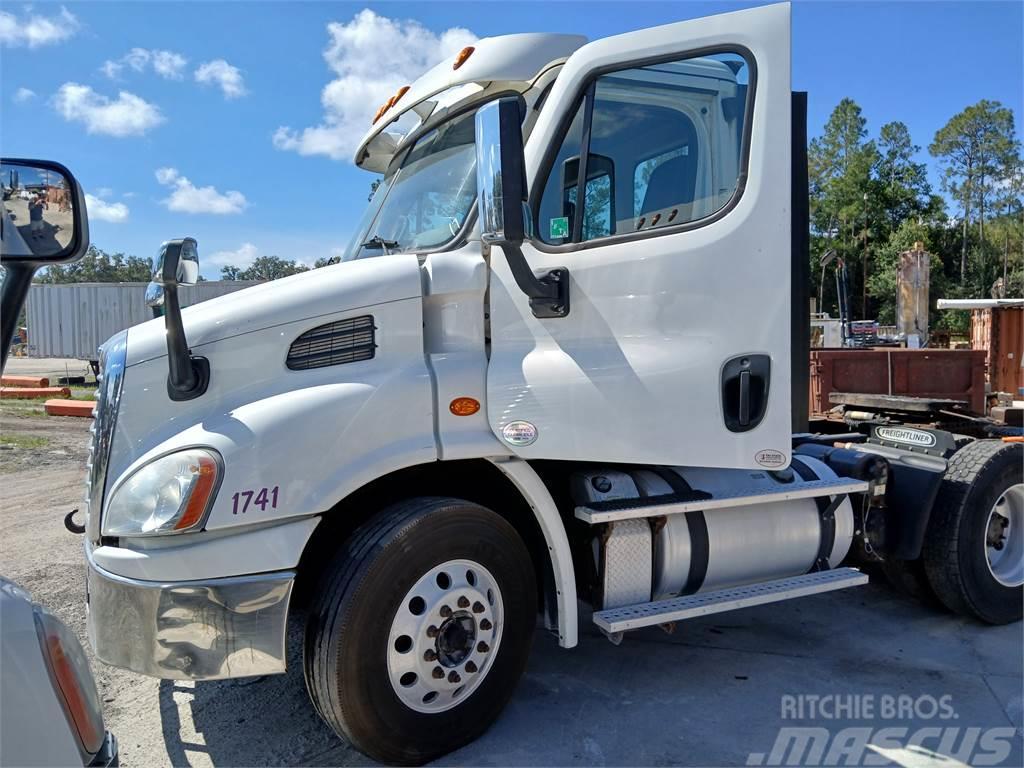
[174,454,219,531]
[449,397,481,416]
[393,85,410,105]
[453,46,475,70]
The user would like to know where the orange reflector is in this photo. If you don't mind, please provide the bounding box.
[393,85,410,105]
[174,454,219,531]
[453,46,475,70]
[449,397,481,416]
[372,103,388,124]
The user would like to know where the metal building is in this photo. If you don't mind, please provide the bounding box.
[25,281,262,359]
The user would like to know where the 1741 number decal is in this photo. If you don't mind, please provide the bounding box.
[231,486,280,514]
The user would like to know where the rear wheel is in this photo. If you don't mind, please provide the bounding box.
[304,497,537,765]
[922,441,1023,624]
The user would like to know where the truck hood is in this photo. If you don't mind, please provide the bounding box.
[125,253,423,367]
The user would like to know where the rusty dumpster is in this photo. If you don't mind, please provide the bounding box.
[810,348,987,416]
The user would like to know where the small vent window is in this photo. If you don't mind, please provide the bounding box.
[287,315,376,370]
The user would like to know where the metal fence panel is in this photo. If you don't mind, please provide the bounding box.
[25,281,262,359]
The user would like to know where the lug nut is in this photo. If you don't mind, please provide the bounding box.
[477,641,489,653]
[472,601,485,614]
[465,661,478,673]
[432,666,445,679]
[448,671,461,683]
[424,649,437,662]
[426,625,438,638]
[479,619,492,631]
[457,596,470,608]
[439,605,453,618]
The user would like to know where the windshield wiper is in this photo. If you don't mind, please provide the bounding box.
[360,235,400,254]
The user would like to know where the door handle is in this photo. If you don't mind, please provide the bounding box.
[738,370,751,427]
[721,354,771,433]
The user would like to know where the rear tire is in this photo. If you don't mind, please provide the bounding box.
[304,497,537,765]
[922,441,1023,624]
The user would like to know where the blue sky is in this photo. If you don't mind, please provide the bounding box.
[2,1,1021,279]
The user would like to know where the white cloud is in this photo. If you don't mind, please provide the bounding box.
[0,6,79,48]
[85,194,130,223]
[272,9,476,162]
[93,187,114,199]
[52,83,164,137]
[155,167,248,215]
[194,59,247,99]
[13,87,36,103]
[102,48,188,80]
[207,242,259,268]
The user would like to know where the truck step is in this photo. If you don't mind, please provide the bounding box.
[593,567,868,634]
[575,477,869,524]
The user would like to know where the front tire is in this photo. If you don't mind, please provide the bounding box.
[922,441,1023,624]
[305,497,537,765]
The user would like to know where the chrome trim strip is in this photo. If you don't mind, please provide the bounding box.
[86,557,293,680]
[86,331,127,544]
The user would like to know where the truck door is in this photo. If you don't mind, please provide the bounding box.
[486,3,792,469]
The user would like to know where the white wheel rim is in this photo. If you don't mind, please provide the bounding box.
[387,558,504,713]
[985,483,1024,588]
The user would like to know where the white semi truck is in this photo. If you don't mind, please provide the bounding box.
[73,4,1020,764]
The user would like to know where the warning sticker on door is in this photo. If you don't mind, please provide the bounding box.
[755,449,787,468]
[549,216,569,239]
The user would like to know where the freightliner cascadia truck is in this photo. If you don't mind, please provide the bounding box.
[68,5,1021,764]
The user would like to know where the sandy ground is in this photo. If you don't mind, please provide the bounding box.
[0,404,1021,767]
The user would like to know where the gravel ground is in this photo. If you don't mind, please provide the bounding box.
[0,406,1021,767]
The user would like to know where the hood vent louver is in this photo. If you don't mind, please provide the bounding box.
[287,315,376,371]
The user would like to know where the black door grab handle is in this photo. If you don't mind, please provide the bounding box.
[738,370,751,427]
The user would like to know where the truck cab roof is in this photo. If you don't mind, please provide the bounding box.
[354,32,587,172]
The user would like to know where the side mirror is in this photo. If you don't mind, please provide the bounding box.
[1,158,90,370]
[474,98,569,318]
[0,158,89,264]
[475,98,528,244]
[147,237,209,401]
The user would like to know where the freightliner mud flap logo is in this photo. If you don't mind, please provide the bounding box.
[873,426,937,448]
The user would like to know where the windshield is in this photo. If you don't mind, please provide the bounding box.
[342,108,477,261]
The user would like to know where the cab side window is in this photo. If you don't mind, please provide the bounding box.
[537,51,750,245]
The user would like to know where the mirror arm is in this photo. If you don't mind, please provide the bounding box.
[1,263,36,370]
[162,284,209,401]
[498,241,570,319]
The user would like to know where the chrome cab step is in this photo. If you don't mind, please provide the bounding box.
[592,567,869,634]
[575,477,869,524]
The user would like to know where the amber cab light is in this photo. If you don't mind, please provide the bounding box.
[453,46,475,70]
[449,397,481,416]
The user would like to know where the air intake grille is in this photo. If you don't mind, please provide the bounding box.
[287,315,376,370]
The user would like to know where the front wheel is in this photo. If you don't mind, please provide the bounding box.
[304,497,537,765]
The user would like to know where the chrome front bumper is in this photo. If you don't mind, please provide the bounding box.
[85,556,293,681]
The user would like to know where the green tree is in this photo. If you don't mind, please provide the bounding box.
[809,98,879,318]
[220,255,309,281]
[34,245,153,283]
[875,121,935,230]
[929,100,1021,282]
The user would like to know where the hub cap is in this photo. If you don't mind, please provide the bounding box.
[985,483,1024,588]
[387,558,503,713]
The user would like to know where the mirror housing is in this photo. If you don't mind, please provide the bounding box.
[0,158,90,265]
[474,98,569,318]
[151,238,199,287]
[1,158,91,370]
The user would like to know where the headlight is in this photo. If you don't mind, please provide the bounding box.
[102,448,221,537]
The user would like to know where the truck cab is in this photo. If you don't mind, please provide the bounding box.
[80,5,1022,764]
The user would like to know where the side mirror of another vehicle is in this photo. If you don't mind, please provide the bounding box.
[474,98,569,319]
[0,157,91,370]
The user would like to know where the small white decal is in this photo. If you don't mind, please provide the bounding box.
[501,420,538,446]
[875,426,936,447]
[755,449,787,468]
